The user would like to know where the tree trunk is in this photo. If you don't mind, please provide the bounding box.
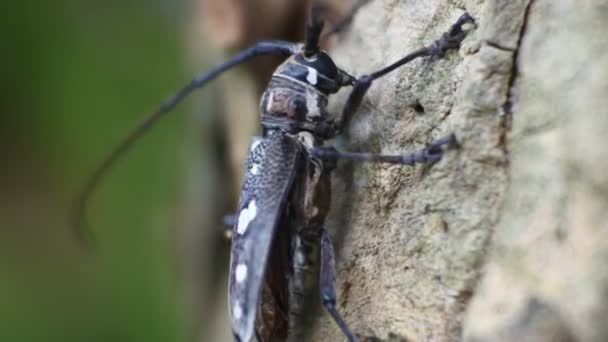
[311,0,608,341]
[187,0,607,340]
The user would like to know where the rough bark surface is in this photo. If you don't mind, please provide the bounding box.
[312,0,607,341]
[312,1,512,340]
[190,0,608,341]
[463,1,608,342]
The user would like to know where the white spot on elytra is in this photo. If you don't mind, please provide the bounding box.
[237,200,257,234]
[250,163,260,175]
[233,304,243,320]
[306,67,318,85]
[250,139,261,152]
[235,264,248,283]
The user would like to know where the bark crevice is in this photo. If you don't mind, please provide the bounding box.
[502,0,534,117]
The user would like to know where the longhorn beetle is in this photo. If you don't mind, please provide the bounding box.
[74,3,474,341]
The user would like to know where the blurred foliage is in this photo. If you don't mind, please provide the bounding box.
[0,0,196,341]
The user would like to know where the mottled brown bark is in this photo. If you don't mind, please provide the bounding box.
[312,1,509,340]
[313,1,608,341]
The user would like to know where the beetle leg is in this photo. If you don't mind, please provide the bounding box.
[335,13,474,132]
[320,228,358,342]
[221,213,237,241]
[312,134,457,165]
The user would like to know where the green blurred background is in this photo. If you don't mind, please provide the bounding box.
[0,0,205,341]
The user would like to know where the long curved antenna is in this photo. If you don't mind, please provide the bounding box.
[73,40,298,247]
[304,3,326,57]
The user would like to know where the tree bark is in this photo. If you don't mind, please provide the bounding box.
[312,0,608,341]
[463,1,608,342]
[188,0,608,341]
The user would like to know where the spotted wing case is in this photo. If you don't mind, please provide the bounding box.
[229,131,301,342]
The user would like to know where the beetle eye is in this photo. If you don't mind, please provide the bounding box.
[289,97,307,119]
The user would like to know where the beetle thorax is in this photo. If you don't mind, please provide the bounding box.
[259,49,349,134]
[260,56,331,124]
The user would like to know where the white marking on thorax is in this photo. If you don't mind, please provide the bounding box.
[273,74,325,95]
[235,264,248,283]
[270,74,326,119]
[305,89,322,118]
[233,303,243,320]
[306,67,318,85]
[237,200,257,235]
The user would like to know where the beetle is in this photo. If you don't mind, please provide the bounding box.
[74,2,474,341]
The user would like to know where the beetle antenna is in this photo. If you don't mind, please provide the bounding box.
[304,3,326,57]
[72,40,298,247]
